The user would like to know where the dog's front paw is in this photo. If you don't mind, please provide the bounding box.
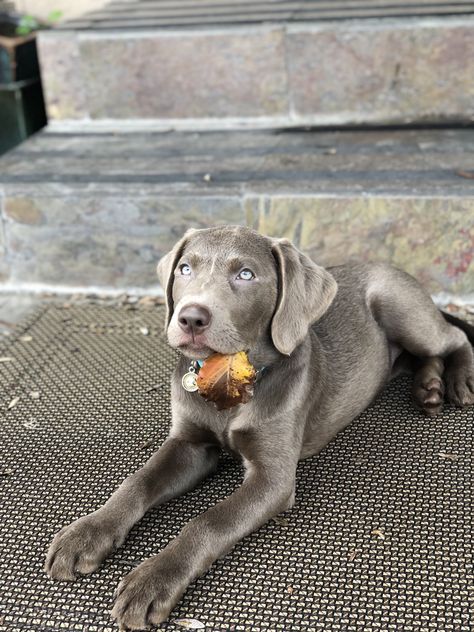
[45,512,124,581]
[111,554,188,630]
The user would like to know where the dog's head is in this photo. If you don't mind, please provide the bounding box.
[157,226,337,359]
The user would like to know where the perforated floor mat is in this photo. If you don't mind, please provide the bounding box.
[0,305,472,631]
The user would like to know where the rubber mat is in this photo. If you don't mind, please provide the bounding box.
[0,304,472,631]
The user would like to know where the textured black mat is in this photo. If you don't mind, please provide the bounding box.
[0,305,472,631]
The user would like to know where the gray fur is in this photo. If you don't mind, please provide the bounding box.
[45,226,474,630]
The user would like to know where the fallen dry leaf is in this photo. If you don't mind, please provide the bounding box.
[23,418,38,430]
[371,528,385,540]
[272,516,289,527]
[7,396,20,410]
[140,436,158,449]
[348,548,360,561]
[457,169,474,179]
[173,618,206,629]
[197,352,256,410]
[0,357,13,363]
[438,452,459,461]
[287,586,294,594]
[138,296,158,307]
[445,303,460,313]
[145,383,164,393]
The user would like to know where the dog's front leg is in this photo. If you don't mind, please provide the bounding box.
[45,437,220,581]
[111,448,297,630]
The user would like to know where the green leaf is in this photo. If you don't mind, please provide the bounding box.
[15,15,40,35]
[47,10,63,23]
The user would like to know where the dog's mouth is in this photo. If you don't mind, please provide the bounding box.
[169,324,248,359]
[174,333,215,359]
[174,334,246,360]
[178,341,214,360]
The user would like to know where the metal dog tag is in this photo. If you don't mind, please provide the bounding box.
[182,366,198,392]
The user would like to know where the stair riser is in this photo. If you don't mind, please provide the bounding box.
[1,190,473,297]
[0,221,7,283]
[38,18,474,125]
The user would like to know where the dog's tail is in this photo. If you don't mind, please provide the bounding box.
[440,310,474,345]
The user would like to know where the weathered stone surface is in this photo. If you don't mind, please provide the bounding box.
[3,194,243,229]
[38,18,474,124]
[5,195,245,288]
[246,196,474,296]
[7,227,162,287]
[4,198,45,225]
[1,127,473,295]
[0,217,9,283]
[2,127,473,197]
[78,28,288,119]
[37,33,88,120]
[287,20,474,123]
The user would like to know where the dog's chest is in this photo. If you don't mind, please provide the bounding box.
[195,405,258,462]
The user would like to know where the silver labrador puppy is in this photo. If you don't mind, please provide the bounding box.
[45,226,474,630]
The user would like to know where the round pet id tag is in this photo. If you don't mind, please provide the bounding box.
[182,366,198,392]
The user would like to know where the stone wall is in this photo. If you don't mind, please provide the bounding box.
[38,18,474,126]
[2,189,473,298]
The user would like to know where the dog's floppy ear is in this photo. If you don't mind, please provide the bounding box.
[157,228,196,328]
[271,239,338,355]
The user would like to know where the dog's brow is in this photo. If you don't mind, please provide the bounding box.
[183,253,202,266]
[226,256,261,270]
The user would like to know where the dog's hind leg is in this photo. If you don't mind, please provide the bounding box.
[368,264,474,410]
[444,345,474,407]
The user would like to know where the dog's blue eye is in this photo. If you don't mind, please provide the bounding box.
[180,264,191,276]
[237,268,255,281]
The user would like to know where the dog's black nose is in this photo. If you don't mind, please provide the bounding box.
[178,304,211,334]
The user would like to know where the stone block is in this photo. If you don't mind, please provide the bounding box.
[246,195,474,296]
[286,20,474,124]
[38,18,474,125]
[0,215,9,283]
[37,33,88,120]
[78,28,288,119]
[5,194,245,288]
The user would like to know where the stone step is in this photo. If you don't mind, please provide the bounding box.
[38,9,474,126]
[0,126,472,298]
[59,0,474,29]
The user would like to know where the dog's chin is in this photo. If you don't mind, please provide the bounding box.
[176,343,215,361]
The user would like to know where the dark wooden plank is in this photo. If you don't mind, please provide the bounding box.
[62,4,474,30]
[81,4,473,21]
[104,0,474,7]
[83,0,474,18]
